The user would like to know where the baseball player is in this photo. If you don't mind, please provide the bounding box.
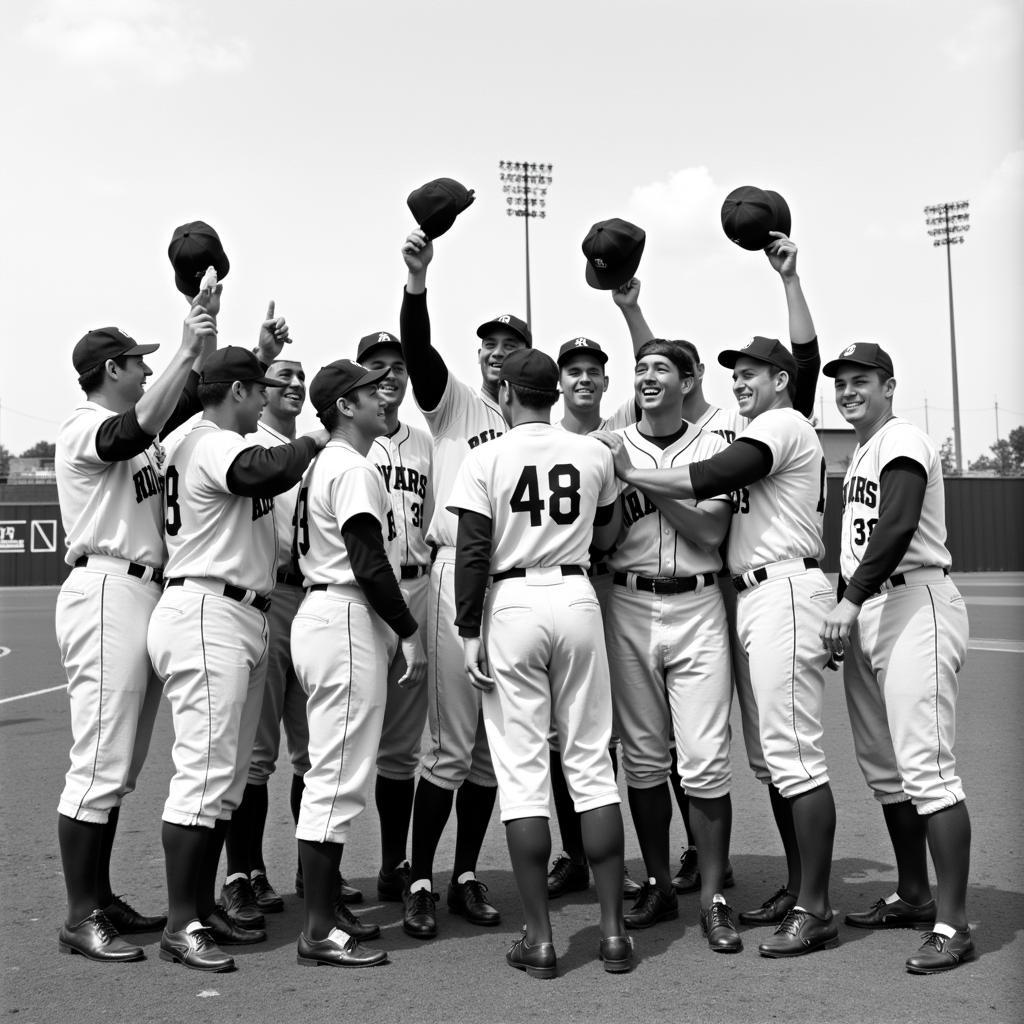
[595,333,839,958]
[604,341,741,953]
[820,344,973,974]
[55,308,216,963]
[448,348,632,978]
[396,229,515,939]
[355,331,435,903]
[148,346,327,973]
[292,359,427,968]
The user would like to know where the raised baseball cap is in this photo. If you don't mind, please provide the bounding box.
[199,346,286,387]
[407,177,476,240]
[476,314,532,348]
[557,337,608,367]
[823,342,895,378]
[718,336,798,379]
[309,359,390,413]
[72,327,159,375]
[582,218,646,290]
[168,220,230,298]
[720,186,791,251]
[499,348,559,394]
[357,331,402,362]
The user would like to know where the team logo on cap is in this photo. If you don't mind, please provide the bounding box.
[379,333,391,344]
[497,315,511,324]
[842,344,857,356]
[593,258,608,268]
[573,338,590,348]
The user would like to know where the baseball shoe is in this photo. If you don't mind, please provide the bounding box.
[447,878,501,927]
[377,861,411,903]
[297,928,388,968]
[845,895,936,930]
[624,882,678,930]
[598,935,635,974]
[203,905,267,945]
[339,876,363,904]
[159,925,234,972]
[700,902,743,953]
[905,928,975,974]
[739,886,797,925]
[403,887,439,939]
[250,873,284,914]
[102,894,167,933]
[671,848,736,895]
[219,877,265,930]
[622,867,643,899]
[333,896,381,941]
[758,908,838,958]
[547,854,589,899]
[506,928,557,979]
[58,910,145,963]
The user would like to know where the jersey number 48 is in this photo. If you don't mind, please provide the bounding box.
[510,464,581,526]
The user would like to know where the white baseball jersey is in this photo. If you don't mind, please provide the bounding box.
[840,417,951,581]
[695,404,746,445]
[370,422,433,568]
[726,408,827,575]
[609,424,730,577]
[56,403,166,567]
[447,423,618,573]
[163,421,279,595]
[249,420,300,571]
[295,439,399,587]
[419,375,506,547]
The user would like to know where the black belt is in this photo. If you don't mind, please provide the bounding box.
[732,557,819,592]
[401,564,429,580]
[276,567,305,588]
[491,565,586,584]
[588,561,610,578]
[613,571,716,594]
[74,555,163,585]
[165,577,271,612]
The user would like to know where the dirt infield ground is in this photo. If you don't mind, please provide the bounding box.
[1,575,1021,1024]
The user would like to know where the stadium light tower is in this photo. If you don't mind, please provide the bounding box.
[924,200,969,474]
[499,161,554,333]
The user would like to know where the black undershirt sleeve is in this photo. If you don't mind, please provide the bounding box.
[400,288,449,412]
[454,510,493,639]
[792,336,821,420]
[690,438,774,501]
[225,437,319,498]
[342,513,418,638]
[594,502,614,527]
[162,370,202,437]
[95,406,157,462]
[842,458,928,606]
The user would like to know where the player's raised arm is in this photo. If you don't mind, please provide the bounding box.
[224,427,328,497]
[611,277,656,357]
[400,229,449,411]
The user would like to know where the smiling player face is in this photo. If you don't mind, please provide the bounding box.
[560,355,608,413]
[361,349,409,410]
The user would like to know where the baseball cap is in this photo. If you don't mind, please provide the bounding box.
[720,186,791,251]
[309,359,390,413]
[582,218,646,290]
[499,349,559,394]
[357,331,402,362]
[199,346,286,387]
[407,177,476,240]
[718,336,798,379]
[476,314,532,348]
[168,220,230,298]
[72,327,159,375]
[557,337,608,367]
[823,342,895,378]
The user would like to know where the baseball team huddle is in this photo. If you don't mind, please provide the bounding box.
[52,181,973,982]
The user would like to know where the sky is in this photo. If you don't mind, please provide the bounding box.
[2,0,1022,465]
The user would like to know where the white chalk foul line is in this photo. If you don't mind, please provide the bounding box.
[0,684,66,705]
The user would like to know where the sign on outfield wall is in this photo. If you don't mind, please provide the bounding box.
[0,503,71,586]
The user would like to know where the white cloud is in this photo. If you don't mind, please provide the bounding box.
[23,0,250,83]
[943,0,1023,68]
[627,166,721,235]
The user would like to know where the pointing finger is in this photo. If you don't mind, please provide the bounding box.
[266,299,275,321]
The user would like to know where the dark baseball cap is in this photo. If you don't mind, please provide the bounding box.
[499,349,559,394]
[309,359,390,413]
[168,220,230,298]
[557,337,608,367]
[357,331,402,362]
[720,186,791,251]
[199,346,286,387]
[582,218,646,290]
[823,342,895,378]
[718,336,798,379]
[476,314,532,347]
[407,177,476,240]
[72,327,159,375]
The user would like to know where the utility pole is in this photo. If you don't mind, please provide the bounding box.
[499,161,554,334]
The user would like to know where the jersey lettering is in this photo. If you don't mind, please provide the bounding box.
[731,488,751,514]
[842,474,878,510]
[386,509,397,542]
[620,489,657,527]
[852,517,878,546]
[164,465,182,536]
[293,485,310,557]
[252,495,274,522]
[467,428,503,450]
[710,428,736,444]
[509,464,582,527]
[132,464,163,504]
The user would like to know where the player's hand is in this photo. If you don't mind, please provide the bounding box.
[181,302,217,355]
[462,637,494,692]
[611,277,641,309]
[302,427,330,450]
[397,633,427,689]
[190,270,224,319]
[591,430,633,480]
[402,229,434,274]
[765,232,798,278]
[819,597,859,661]
[257,300,291,364]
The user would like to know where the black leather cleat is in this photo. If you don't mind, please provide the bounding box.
[758,908,838,958]
[671,848,736,894]
[739,886,797,925]
[220,877,265,929]
[624,882,678,930]
[377,861,411,903]
[203,905,267,945]
[447,878,501,926]
[403,887,439,939]
[159,926,234,972]
[622,867,643,899]
[507,929,557,979]
[700,902,743,953]
[101,895,166,934]
[845,895,936,930]
[547,855,589,899]
[598,934,635,973]
[334,896,381,941]
[250,873,285,913]
[58,910,145,963]
[906,929,975,974]
[297,928,388,967]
